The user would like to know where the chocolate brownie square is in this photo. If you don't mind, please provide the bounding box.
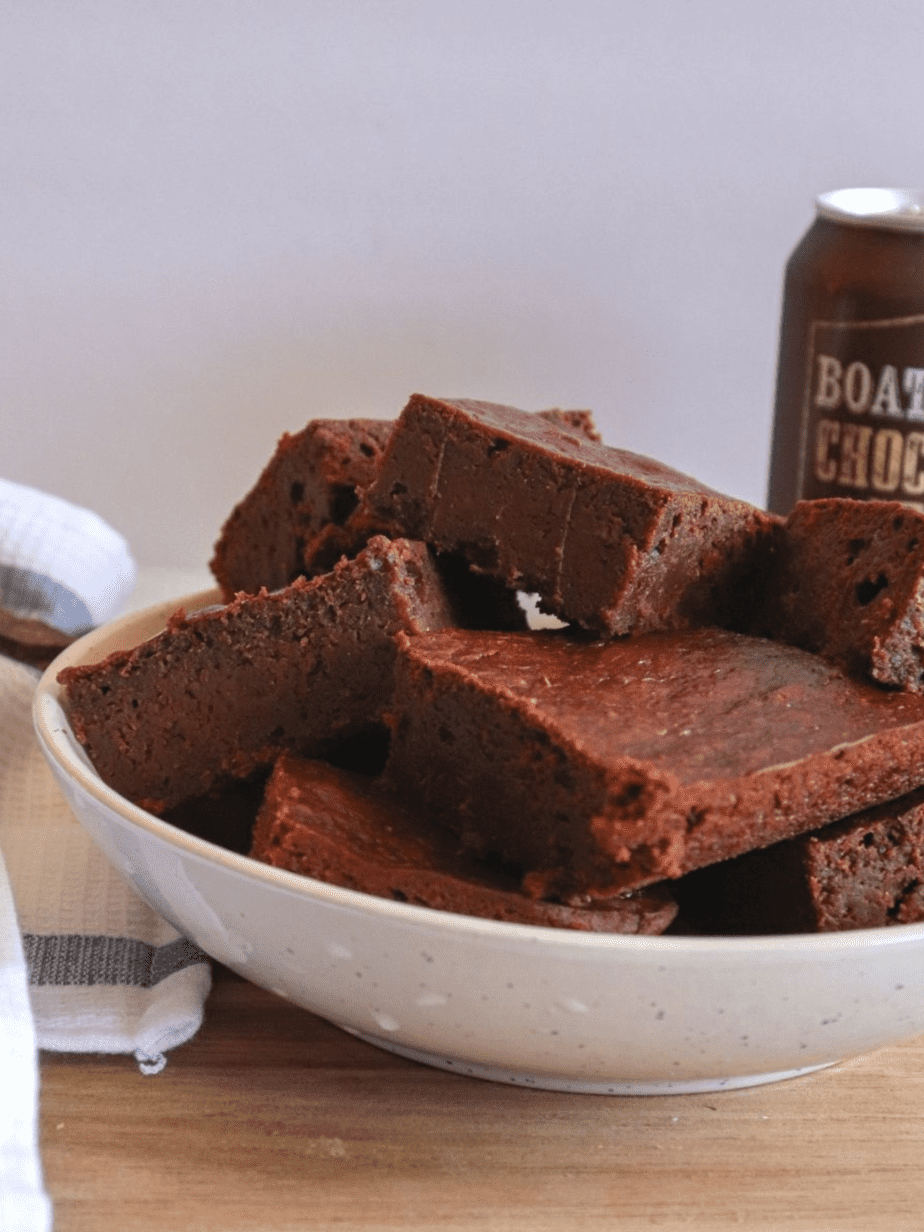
[59,537,456,813]
[767,498,924,692]
[211,418,393,599]
[364,394,781,636]
[250,753,678,933]
[383,625,924,899]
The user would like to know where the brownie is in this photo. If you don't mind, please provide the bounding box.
[673,786,924,934]
[249,753,678,934]
[300,408,602,582]
[210,418,393,599]
[765,498,924,691]
[363,395,782,637]
[0,606,75,668]
[59,537,456,814]
[383,626,924,899]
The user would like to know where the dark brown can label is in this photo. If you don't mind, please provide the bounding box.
[798,314,924,509]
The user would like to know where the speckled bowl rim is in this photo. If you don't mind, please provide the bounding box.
[33,588,924,960]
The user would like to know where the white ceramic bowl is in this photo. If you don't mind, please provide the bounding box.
[33,589,924,1095]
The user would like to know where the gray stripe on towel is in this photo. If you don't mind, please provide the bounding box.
[22,934,208,988]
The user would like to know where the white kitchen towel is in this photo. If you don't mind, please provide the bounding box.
[0,845,51,1232]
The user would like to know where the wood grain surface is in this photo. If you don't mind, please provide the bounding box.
[39,964,924,1232]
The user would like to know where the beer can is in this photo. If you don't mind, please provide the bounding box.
[768,188,924,515]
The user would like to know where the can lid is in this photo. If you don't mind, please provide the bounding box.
[816,187,924,232]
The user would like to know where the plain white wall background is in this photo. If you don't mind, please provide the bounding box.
[3,0,924,568]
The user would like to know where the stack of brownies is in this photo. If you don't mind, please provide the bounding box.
[58,394,924,935]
